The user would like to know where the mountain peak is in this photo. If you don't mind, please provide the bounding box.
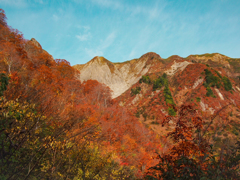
[187,53,230,68]
[167,55,184,61]
[30,38,42,49]
[187,53,229,59]
[140,52,162,60]
[90,56,112,64]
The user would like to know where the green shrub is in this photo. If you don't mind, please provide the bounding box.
[204,68,232,92]
[162,73,167,79]
[222,76,232,91]
[196,97,201,102]
[131,86,141,96]
[168,107,176,116]
[0,73,9,96]
[139,75,151,84]
[164,85,175,105]
[204,69,221,88]
[206,87,215,97]
[215,70,222,78]
[152,74,168,91]
[153,77,163,91]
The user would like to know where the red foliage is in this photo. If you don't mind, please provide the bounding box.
[0,21,162,176]
[147,105,210,178]
[0,9,7,26]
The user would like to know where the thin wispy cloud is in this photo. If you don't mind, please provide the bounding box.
[128,49,136,60]
[33,0,44,4]
[76,25,91,32]
[85,48,103,58]
[90,0,167,21]
[76,25,92,41]
[76,32,91,41]
[52,14,59,21]
[1,0,240,64]
[84,31,116,58]
[101,32,116,50]
[0,0,27,7]
[90,0,123,10]
[82,26,90,32]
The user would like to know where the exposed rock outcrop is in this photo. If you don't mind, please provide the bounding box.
[187,53,230,68]
[165,61,192,76]
[25,38,54,62]
[74,52,240,100]
[74,56,153,98]
[30,38,42,49]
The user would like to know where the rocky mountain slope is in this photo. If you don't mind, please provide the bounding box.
[74,52,240,98]
[2,7,239,178]
[74,53,240,150]
[74,52,163,98]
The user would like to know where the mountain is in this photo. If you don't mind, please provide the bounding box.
[73,52,162,98]
[74,52,240,149]
[74,52,240,98]
[0,11,161,178]
[1,8,240,179]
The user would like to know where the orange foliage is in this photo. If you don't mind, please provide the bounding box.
[0,12,165,177]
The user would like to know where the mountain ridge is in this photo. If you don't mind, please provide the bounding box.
[74,52,239,98]
[1,7,240,179]
[73,52,240,137]
[74,53,159,98]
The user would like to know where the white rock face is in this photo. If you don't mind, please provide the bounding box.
[74,54,199,99]
[132,94,142,105]
[200,100,215,114]
[236,86,240,92]
[77,56,150,98]
[214,88,224,100]
[193,78,204,89]
[190,53,231,68]
[200,101,206,112]
[230,98,236,106]
[165,61,192,76]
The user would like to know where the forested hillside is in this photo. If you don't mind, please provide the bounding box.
[0,9,161,179]
[1,8,240,180]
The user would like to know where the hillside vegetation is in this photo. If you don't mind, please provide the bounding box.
[0,9,161,179]
[1,9,240,179]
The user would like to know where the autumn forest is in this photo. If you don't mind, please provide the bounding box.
[0,8,240,180]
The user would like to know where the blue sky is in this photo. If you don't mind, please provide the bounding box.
[0,0,240,65]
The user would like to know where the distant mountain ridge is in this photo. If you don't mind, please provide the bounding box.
[74,52,240,98]
[74,52,162,98]
[73,51,240,179]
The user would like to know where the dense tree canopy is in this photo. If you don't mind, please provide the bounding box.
[0,8,240,180]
